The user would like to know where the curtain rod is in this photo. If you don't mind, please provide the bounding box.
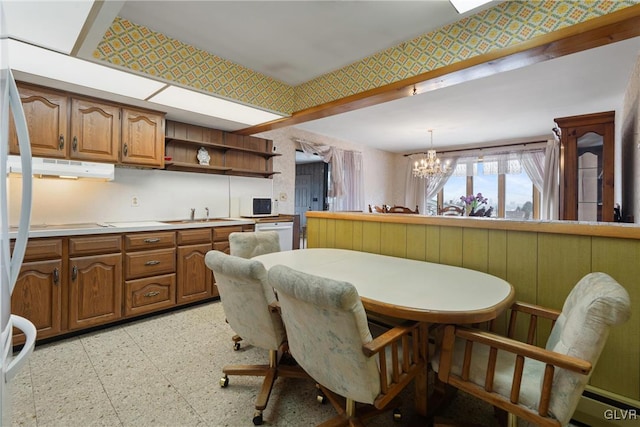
[404,139,549,157]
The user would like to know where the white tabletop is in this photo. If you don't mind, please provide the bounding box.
[254,248,515,323]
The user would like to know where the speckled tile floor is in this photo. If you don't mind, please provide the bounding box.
[11,301,504,427]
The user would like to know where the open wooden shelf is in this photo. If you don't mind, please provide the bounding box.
[164,120,279,178]
[164,137,281,158]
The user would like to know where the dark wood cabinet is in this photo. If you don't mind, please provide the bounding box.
[9,84,68,158]
[555,111,615,222]
[70,97,120,162]
[68,253,122,330]
[11,82,165,168]
[121,107,165,167]
[11,239,63,344]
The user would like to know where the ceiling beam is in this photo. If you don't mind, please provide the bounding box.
[235,4,640,137]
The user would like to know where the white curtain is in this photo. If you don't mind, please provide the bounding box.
[298,140,363,211]
[541,139,560,220]
[521,149,545,192]
[405,155,457,214]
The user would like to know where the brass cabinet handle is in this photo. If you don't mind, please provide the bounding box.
[58,135,64,150]
[53,268,59,284]
[71,265,78,281]
[123,143,128,156]
[72,136,78,151]
[143,238,160,243]
[145,260,160,266]
[144,291,160,298]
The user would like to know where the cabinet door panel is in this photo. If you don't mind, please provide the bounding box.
[177,243,213,304]
[68,253,122,330]
[12,259,62,344]
[10,85,68,158]
[121,108,165,167]
[70,98,120,162]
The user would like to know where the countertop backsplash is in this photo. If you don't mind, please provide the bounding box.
[8,167,273,226]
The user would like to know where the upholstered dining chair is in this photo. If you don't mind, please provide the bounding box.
[268,264,427,426]
[229,230,280,259]
[227,230,282,350]
[204,251,308,425]
[431,272,631,427]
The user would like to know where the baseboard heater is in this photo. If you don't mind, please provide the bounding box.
[573,388,639,426]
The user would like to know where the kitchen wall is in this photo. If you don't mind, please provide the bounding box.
[8,168,272,226]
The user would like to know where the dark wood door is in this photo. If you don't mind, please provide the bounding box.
[177,243,213,303]
[10,84,68,158]
[68,253,122,330]
[12,259,63,344]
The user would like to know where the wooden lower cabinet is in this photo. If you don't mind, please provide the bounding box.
[68,253,122,330]
[177,243,213,303]
[12,259,62,344]
[125,273,176,317]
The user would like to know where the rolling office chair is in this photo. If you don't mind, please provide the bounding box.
[204,251,308,425]
[268,264,427,426]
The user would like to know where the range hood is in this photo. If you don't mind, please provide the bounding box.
[8,155,115,181]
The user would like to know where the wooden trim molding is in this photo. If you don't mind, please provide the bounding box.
[235,4,640,136]
[305,211,640,240]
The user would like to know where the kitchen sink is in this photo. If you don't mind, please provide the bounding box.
[162,218,236,224]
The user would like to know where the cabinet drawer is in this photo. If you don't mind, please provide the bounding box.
[125,273,176,317]
[125,232,176,251]
[212,226,245,242]
[69,235,122,256]
[177,228,211,245]
[125,248,176,280]
[19,239,63,261]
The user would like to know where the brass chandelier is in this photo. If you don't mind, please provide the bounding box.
[412,130,449,179]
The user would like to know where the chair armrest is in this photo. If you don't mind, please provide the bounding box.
[362,321,419,357]
[451,326,591,374]
[511,301,561,322]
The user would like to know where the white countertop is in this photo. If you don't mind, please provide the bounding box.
[8,218,255,238]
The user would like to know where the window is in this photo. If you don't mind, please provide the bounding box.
[438,153,539,219]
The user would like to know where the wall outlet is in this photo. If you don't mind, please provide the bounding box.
[131,196,140,207]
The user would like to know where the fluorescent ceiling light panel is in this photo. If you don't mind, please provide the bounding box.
[450,0,492,14]
[8,40,166,99]
[2,0,94,54]
[149,86,285,126]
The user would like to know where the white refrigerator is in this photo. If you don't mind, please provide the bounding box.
[0,1,37,424]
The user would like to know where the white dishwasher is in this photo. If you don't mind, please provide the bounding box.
[254,221,294,251]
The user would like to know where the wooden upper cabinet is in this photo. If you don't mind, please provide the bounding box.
[555,111,615,222]
[9,84,68,158]
[121,108,165,167]
[70,98,120,162]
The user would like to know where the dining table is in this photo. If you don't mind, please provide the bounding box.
[253,248,515,417]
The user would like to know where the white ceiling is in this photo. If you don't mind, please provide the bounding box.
[4,1,640,153]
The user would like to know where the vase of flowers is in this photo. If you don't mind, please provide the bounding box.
[460,193,488,216]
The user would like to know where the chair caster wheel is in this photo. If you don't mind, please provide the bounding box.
[252,410,263,425]
[392,408,402,421]
[316,394,326,404]
[220,375,229,388]
[233,342,241,351]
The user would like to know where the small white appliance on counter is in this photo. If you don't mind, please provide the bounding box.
[1,5,37,423]
[240,196,277,218]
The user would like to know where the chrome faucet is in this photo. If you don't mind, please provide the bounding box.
[205,207,209,221]
[190,208,195,221]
